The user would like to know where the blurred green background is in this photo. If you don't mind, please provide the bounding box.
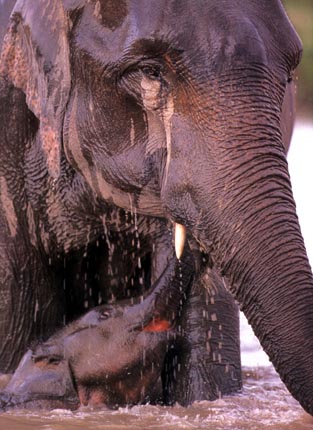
[283,0,313,118]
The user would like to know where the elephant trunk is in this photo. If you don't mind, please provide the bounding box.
[214,153,313,410]
[125,249,194,329]
[162,81,313,414]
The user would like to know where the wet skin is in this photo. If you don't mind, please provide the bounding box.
[1,0,313,417]
[0,0,242,406]
[0,254,194,410]
[0,252,240,410]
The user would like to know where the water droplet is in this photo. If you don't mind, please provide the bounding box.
[98,292,102,305]
[33,299,39,322]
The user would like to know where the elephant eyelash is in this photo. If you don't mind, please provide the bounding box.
[32,355,63,366]
[46,356,62,365]
[141,64,164,81]
[119,60,166,91]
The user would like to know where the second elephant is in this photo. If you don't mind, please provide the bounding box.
[0,253,241,410]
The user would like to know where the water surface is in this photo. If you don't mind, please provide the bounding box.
[0,365,312,430]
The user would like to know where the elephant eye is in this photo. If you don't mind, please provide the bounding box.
[33,354,62,367]
[141,65,162,81]
[47,356,62,365]
[99,310,110,320]
[118,61,169,111]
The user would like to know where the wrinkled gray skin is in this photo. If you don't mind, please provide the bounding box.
[0,1,15,51]
[0,254,195,410]
[1,0,312,417]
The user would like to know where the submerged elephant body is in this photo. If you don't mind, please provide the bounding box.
[0,255,194,410]
[1,0,313,416]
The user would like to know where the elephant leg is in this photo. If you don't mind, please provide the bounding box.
[167,264,242,405]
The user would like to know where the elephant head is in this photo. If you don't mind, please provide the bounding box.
[0,253,194,410]
[1,0,313,416]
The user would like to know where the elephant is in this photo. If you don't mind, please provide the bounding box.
[0,1,16,52]
[0,0,242,407]
[1,0,313,417]
[0,253,196,410]
[0,251,241,410]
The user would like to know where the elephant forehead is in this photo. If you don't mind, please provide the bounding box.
[73,0,300,77]
[91,0,128,31]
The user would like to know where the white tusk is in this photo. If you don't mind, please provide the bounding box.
[174,223,187,260]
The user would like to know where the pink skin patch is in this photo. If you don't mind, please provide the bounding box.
[143,318,171,332]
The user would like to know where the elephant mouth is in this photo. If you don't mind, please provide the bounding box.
[142,317,172,332]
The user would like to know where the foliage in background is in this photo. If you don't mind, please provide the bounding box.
[283,0,313,117]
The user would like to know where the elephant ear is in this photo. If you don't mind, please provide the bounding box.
[0,0,71,178]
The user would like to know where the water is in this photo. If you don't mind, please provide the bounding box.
[0,123,312,429]
[2,316,313,429]
[0,367,312,430]
[1,318,311,429]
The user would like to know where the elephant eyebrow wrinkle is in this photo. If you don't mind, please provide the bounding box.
[109,39,177,76]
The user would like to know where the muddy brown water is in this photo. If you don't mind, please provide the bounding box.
[1,317,312,430]
[0,367,312,430]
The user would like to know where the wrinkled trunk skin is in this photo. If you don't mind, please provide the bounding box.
[162,70,313,415]
[165,267,241,406]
